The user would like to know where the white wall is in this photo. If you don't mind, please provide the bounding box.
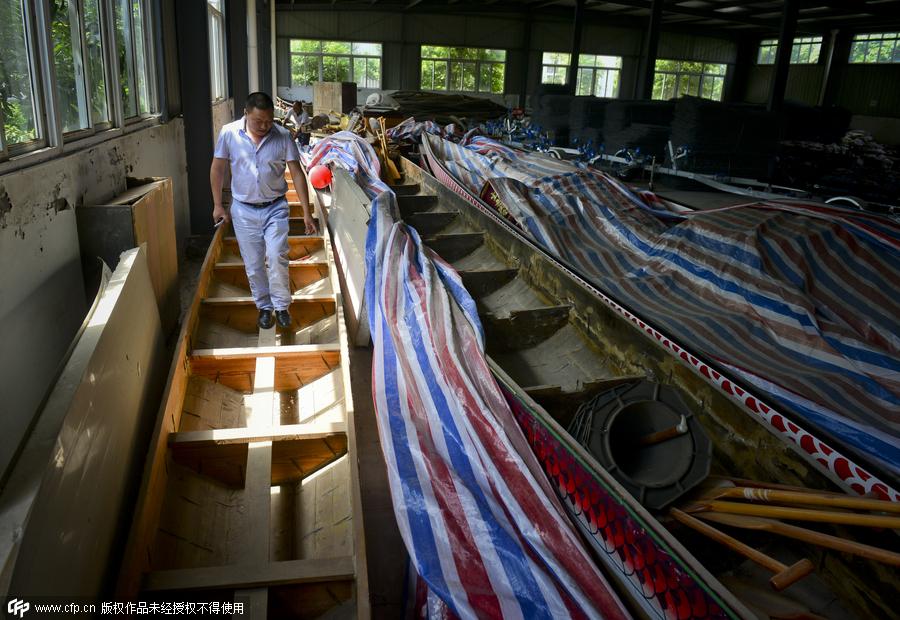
[0,119,188,480]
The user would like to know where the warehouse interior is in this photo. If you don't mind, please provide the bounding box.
[1,0,899,618]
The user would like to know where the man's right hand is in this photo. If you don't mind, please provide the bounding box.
[213,204,230,225]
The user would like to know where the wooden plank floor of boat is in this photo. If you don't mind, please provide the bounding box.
[117,187,369,618]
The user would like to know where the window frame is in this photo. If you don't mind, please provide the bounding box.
[540,51,570,86]
[0,0,160,173]
[52,0,118,141]
[419,46,506,95]
[849,32,900,64]
[575,54,622,98]
[1,0,51,159]
[757,36,823,65]
[288,39,383,89]
[208,0,227,102]
[651,59,727,102]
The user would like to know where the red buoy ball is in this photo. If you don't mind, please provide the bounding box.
[309,165,332,189]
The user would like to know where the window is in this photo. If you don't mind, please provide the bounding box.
[541,52,570,85]
[115,0,154,118]
[0,0,43,151]
[208,0,226,101]
[420,46,506,94]
[758,36,823,64]
[49,0,120,136]
[289,40,382,88]
[576,54,622,98]
[850,32,900,64]
[652,60,726,101]
[1,0,158,167]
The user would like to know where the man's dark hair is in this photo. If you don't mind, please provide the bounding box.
[245,92,274,111]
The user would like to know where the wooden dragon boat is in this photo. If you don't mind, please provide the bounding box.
[116,183,369,617]
[376,145,900,619]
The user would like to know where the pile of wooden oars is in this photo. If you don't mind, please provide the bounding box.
[371,116,401,184]
[669,477,900,591]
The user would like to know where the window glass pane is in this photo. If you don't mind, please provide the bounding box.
[352,42,380,56]
[596,69,619,97]
[433,61,447,90]
[115,0,137,117]
[132,0,151,115]
[420,59,432,89]
[542,65,567,85]
[291,54,318,86]
[0,0,40,145]
[50,0,90,132]
[84,0,109,124]
[597,55,621,68]
[576,67,593,95]
[291,39,319,53]
[366,59,380,88]
[421,45,448,58]
[322,41,350,54]
[353,57,365,85]
[322,55,350,82]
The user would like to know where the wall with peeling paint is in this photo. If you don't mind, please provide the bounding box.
[0,119,188,480]
[212,98,236,138]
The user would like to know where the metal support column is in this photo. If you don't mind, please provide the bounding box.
[636,0,663,99]
[519,17,533,108]
[175,1,215,234]
[565,0,585,93]
[819,29,851,107]
[767,0,798,112]
[227,0,249,117]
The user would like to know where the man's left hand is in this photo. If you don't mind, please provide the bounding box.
[304,216,317,236]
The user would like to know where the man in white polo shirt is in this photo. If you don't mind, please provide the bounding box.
[210,92,316,330]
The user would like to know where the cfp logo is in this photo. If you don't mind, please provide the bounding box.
[7,599,29,618]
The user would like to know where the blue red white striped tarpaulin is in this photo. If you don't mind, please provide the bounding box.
[425,133,900,481]
[313,132,632,618]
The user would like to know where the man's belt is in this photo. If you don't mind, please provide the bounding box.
[245,195,285,208]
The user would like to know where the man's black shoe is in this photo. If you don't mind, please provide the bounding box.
[258,309,275,329]
[275,309,293,329]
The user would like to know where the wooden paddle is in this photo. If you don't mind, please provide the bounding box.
[695,512,900,566]
[377,117,401,183]
[700,485,900,514]
[670,508,814,591]
[683,499,900,529]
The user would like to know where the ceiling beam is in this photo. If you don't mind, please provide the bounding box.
[585,0,779,28]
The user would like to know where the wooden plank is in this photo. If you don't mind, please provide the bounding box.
[169,421,347,447]
[192,344,341,359]
[212,263,330,294]
[223,236,323,261]
[4,247,166,599]
[321,198,371,619]
[272,437,349,485]
[196,299,337,337]
[143,556,355,592]
[189,350,341,393]
[234,588,267,619]
[201,294,335,305]
[242,354,275,567]
[330,168,372,346]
